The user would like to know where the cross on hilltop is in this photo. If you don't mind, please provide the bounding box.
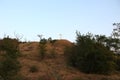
[59,34,62,40]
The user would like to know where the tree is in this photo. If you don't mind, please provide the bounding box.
[65,32,116,74]
[112,23,120,39]
[95,35,107,44]
[14,32,23,41]
[110,23,120,54]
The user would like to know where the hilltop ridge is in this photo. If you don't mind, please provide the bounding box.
[17,39,120,80]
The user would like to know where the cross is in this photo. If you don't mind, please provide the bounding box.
[59,34,62,39]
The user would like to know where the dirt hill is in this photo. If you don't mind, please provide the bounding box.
[18,39,120,80]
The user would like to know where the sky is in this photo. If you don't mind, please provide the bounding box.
[0,0,120,42]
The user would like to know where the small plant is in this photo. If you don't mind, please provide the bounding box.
[29,65,38,73]
[38,38,47,60]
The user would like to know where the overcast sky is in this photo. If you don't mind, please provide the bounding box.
[0,0,120,42]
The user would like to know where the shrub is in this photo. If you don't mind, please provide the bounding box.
[0,37,20,58]
[39,38,47,60]
[0,37,20,80]
[65,32,116,74]
[39,44,46,59]
[29,65,38,73]
[80,43,116,74]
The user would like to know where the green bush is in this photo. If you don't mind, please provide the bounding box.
[81,44,116,74]
[39,38,47,60]
[65,32,116,74]
[0,37,20,58]
[0,37,20,80]
[39,44,46,59]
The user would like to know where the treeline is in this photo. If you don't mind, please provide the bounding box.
[65,23,120,74]
[65,32,120,74]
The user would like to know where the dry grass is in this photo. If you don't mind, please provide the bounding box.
[17,40,120,80]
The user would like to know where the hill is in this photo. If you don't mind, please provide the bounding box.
[18,39,120,80]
